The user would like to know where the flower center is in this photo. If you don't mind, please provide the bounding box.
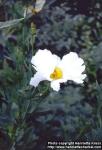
[50,67,63,80]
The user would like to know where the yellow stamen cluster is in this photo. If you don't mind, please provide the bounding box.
[50,67,63,80]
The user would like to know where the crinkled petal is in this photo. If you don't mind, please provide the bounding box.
[30,72,46,87]
[60,52,84,70]
[31,49,60,80]
[59,52,86,83]
[72,74,87,84]
[51,81,60,91]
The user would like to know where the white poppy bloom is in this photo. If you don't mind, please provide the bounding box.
[30,49,86,91]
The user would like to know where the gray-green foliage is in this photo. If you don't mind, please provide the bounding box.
[90,42,102,69]
[0,0,102,150]
[0,18,24,29]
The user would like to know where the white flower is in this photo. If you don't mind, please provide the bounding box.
[30,49,86,91]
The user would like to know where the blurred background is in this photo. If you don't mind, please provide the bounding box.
[0,0,102,150]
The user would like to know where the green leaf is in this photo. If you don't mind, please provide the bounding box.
[0,18,24,29]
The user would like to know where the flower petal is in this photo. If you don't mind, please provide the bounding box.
[72,74,87,84]
[31,49,60,80]
[51,81,60,91]
[59,52,86,83]
[30,72,46,87]
[61,52,84,69]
